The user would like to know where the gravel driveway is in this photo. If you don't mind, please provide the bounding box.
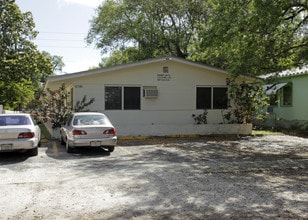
[0,135,307,219]
[116,135,308,219]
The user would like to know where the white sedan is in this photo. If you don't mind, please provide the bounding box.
[0,113,41,156]
[60,112,117,153]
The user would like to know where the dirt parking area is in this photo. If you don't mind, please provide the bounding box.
[0,135,307,219]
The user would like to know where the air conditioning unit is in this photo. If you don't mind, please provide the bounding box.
[143,89,158,98]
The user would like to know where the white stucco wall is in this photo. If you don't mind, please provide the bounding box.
[70,61,230,125]
[46,58,256,136]
[115,123,252,137]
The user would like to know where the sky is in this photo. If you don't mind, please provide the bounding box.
[15,0,105,74]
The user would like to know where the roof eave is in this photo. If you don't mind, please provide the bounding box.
[46,56,259,83]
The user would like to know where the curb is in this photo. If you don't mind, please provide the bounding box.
[118,134,201,140]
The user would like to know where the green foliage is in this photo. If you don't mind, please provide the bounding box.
[0,78,35,110]
[88,0,307,76]
[224,78,269,124]
[192,110,208,124]
[194,0,307,76]
[37,83,95,129]
[38,83,71,129]
[99,48,141,67]
[0,0,53,109]
[87,0,207,61]
[42,51,65,74]
[74,95,95,112]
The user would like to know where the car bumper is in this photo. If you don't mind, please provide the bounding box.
[67,136,117,148]
[0,139,38,152]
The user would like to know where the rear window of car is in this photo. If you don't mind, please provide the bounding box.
[72,115,108,126]
[0,116,31,126]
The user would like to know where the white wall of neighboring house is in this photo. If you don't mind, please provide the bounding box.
[46,57,256,136]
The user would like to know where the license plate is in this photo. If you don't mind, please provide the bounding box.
[90,141,101,147]
[1,144,13,150]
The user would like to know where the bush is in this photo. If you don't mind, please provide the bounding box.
[192,110,208,124]
[36,83,95,128]
[224,78,268,124]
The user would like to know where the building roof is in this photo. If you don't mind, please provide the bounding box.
[260,66,308,79]
[46,56,228,83]
[45,56,260,90]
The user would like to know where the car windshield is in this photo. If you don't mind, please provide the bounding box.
[0,115,31,126]
[72,115,108,126]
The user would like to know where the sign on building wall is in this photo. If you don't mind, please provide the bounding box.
[157,73,172,81]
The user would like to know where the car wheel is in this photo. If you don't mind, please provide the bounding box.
[29,147,38,156]
[66,139,74,153]
[108,146,115,152]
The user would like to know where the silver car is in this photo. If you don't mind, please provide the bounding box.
[0,113,41,156]
[60,112,117,153]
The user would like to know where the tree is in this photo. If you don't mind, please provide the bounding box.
[37,83,95,129]
[0,0,53,109]
[42,51,65,75]
[193,0,308,76]
[99,47,141,67]
[87,0,307,77]
[87,0,207,61]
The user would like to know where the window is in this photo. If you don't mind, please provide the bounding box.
[163,66,169,73]
[196,87,228,109]
[105,86,122,110]
[213,87,228,109]
[0,116,31,126]
[105,86,140,110]
[124,87,140,109]
[282,84,292,106]
[73,115,107,125]
[269,94,278,106]
[196,87,211,109]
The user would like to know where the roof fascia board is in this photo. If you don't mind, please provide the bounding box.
[46,56,257,82]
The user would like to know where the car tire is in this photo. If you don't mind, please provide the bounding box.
[29,147,38,156]
[66,140,74,153]
[108,146,115,152]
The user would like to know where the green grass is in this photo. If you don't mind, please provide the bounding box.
[252,130,284,136]
[253,129,308,138]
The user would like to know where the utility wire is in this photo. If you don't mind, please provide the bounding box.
[38,31,87,35]
[36,39,83,42]
[37,45,94,49]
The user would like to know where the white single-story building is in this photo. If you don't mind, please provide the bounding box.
[45,56,257,136]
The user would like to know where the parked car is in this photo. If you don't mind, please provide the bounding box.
[60,112,117,153]
[0,113,41,156]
